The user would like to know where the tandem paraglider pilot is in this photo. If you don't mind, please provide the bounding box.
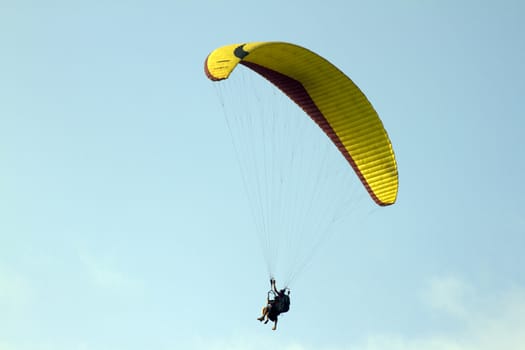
[257,279,290,330]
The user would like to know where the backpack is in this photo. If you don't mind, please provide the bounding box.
[280,295,290,313]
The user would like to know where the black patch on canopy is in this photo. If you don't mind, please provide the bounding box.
[234,44,249,59]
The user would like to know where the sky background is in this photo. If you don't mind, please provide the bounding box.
[1,0,525,349]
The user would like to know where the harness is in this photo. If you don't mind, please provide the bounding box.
[267,287,290,301]
[267,288,291,315]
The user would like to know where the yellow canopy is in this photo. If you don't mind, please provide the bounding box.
[205,42,398,206]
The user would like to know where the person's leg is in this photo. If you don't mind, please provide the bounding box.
[257,306,268,321]
[272,317,278,330]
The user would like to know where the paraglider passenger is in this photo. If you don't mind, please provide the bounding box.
[257,278,290,330]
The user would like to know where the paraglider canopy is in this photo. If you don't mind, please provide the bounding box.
[205,42,398,206]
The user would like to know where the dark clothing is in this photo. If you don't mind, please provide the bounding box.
[267,305,278,322]
[269,293,290,317]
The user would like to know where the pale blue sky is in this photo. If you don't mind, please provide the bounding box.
[1,1,524,349]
